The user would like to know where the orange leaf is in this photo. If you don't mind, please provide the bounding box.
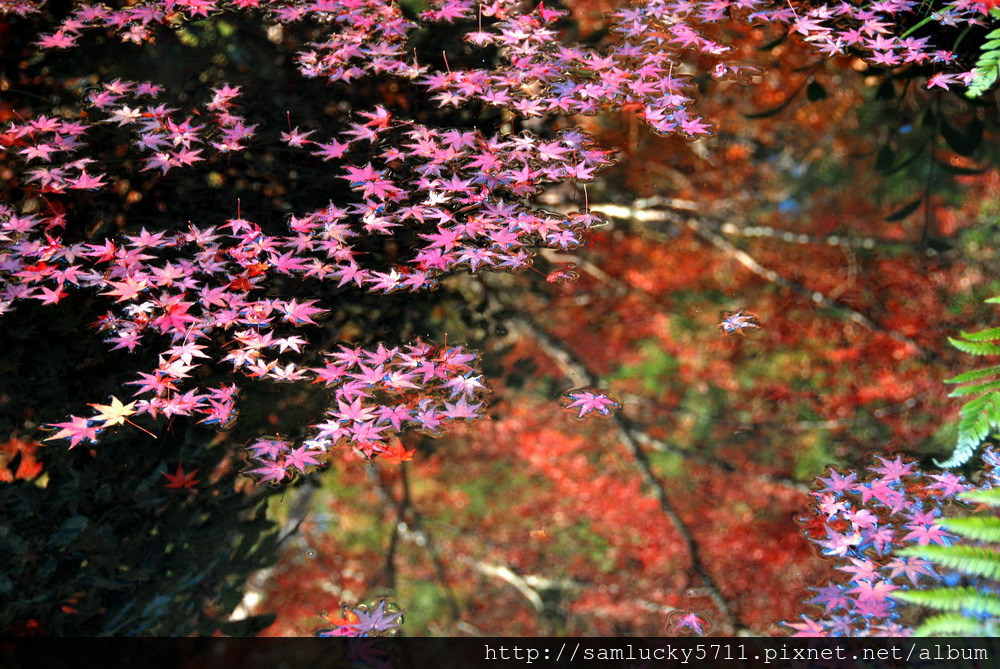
[378,438,414,465]
[0,437,44,482]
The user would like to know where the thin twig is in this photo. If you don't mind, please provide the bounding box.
[369,464,463,623]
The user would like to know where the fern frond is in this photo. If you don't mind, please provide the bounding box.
[914,612,995,636]
[948,379,1000,398]
[958,487,1000,507]
[892,586,1000,616]
[957,326,1000,343]
[898,544,1000,580]
[939,298,1000,467]
[937,516,1000,542]
[938,394,1000,468]
[958,393,1000,437]
[966,27,1000,99]
[945,364,1000,385]
[957,392,997,416]
[949,336,1000,356]
[935,440,981,469]
[937,415,991,469]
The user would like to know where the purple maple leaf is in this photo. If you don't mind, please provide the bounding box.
[348,600,403,636]
[562,388,621,418]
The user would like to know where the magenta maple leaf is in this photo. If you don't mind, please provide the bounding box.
[278,298,326,325]
[44,415,102,447]
[246,459,290,485]
[816,469,858,495]
[808,583,851,615]
[673,612,707,636]
[285,445,323,473]
[901,522,953,547]
[785,615,828,637]
[562,388,621,418]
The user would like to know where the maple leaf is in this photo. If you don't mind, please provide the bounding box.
[88,396,137,427]
[247,459,290,485]
[816,469,858,495]
[673,612,707,636]
[562,388,621,418]
[312,139,350,160]
[347,600,403,636]
[441,396,483,420]
[342,162,382,185]
[333,396,377,424]
[279,298,326,325]
[101,275,149,302]
[901,522,953,547]
[378,439,415,465]
[37,31,78,49]
[0,437,44,481]
[785,615,828,637]
[871,455,916,481]
[718,309,760,335]
[808,583,851,615]
[848,579,899,604]
[67,171,107,189]
[163,463,199,489]
[285,445,323,473]
[44,416,101,448]
[280,126,314,147]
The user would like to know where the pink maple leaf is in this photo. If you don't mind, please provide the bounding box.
[563,389,620,418]
[285,445,323,473]
[45,416,102,447]
[279,298,326,325]
[786,615,828,637]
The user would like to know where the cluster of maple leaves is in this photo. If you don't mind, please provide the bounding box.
[2,189,490,468]
[2,0,993,464]
[4,80,256,191]
[7,0,995,129]
[789,452,994,635]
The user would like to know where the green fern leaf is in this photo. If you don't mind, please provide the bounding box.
[964,395,1000,434]
[936,415,990,469]
[957,327,1000,343]
[948,379,1000,397]
[898,545,1000,580]
[949,336,1000,356]
[937,516,1000,543]
[958,488,1000,507]
[892,586,1000,616]
[939,297,1000,467]
[945,365,1000,385]
[966,38,1000,100]
[958,392,996,416]
[914,612,995,636]
[938,394,1000,468]
[935,441,980,469]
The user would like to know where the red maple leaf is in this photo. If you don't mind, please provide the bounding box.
[163,463,199,489]
[378,439,415,465]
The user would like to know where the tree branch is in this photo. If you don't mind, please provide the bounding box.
[573,202,934,360]
[368,464,463,625]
